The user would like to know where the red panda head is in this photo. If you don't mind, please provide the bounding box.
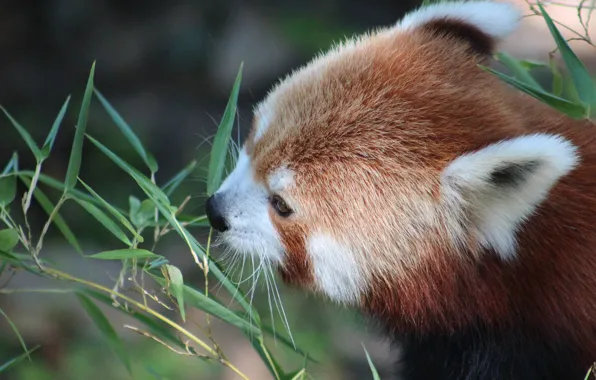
[205,1,580,315]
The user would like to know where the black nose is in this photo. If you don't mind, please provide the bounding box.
[205,194,229,232]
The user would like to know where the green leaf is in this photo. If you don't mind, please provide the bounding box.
[283,369,307,380]
[162,160,197,197]
[74,199,133,246]
[86,134,171,206]
[78,179,143,243]
[19,171,117,211]
[80,289,184,348]
[495,52,542,90]
[41,95,71,159]
[163,265,186,322]
[19,176,82,253]
[65,61,95,192]
[261,324,318,364]
[538,3,596,112]
[88,248,158,260]
[363,344,381,380]
[1,106,42,161]
[94,89,159,173]
[481,65,586,119]
[249,337,285,380]
[549,55,564,97]
[86,134,258,321]
[131,199,156,228]
[76,293,133,376]
[207,63,243,195]
[0,346,40,373]
[0,153,18,207]
[517,59,548,71]
[153,276,260,335]
[0,307,30,360]
[0,229,19,251]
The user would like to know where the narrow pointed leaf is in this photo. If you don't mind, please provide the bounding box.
[19,176,82,253]
[86,134,170,206]
[78,178,143,242]
[549,55,564,97]
[481,65,586,119]
[65,62,95,192]
[538,3,596,110]
[0,307,30,360]
[162,160,197,196]
[363,345,381,380]
[495,52,542,89]
[94,89,158,173]
[86,134,259,320]
[0,153,18,207]
[207,63,243,195]
[131,199,156,228]
[1,106,42,160]
[0,229,19,251]
[74,199,133,246]
[80,289,184,348]
[42,95,71,159]
[88,248,158,260]
[76,293,132,376]
[153,276,260,335]
[18,171,122,212]
[0,346,40,373]
[163,265,186,322]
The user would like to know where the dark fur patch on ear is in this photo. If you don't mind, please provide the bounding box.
[423,18,495,55]
[489,160,540,187]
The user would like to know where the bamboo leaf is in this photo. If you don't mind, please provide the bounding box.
[0,307,30,360]
[537,3,596,111]
[94,89,158,173]
[363,344,381,380]
[78,178,143,243]
[495,52,542,89]
[42,95,71,159]
[0,153,18,207]
[162,160,197,197]
[481,65,586,119]
[0,229,19,251]
[88,248,158,260]
[65,62,95,192]
[76,293,133,376]
[74,199,133,246]
[86,134,259,320]
[207,63,243,195]
[153,276,260,335]
[0,346,40,373]
[162,265,186,322]
[1,106,42,161]
[80,289,184,348]
[19,176,82,253]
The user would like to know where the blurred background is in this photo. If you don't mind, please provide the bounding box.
[0,1,594,379]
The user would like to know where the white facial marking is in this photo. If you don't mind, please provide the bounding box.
[216,148,284,263]
[442,133,579,259]
[308,233,364,304]
[254,103,272,143]
[268,166,295,194]
[399,0,521,40]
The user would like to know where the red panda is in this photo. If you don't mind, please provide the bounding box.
[204,1,596,379]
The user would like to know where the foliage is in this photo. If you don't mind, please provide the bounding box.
[0,63,311,380]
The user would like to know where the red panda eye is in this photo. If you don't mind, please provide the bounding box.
[270,195,292,217]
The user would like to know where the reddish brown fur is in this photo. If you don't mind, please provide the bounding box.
[245,20,596,362]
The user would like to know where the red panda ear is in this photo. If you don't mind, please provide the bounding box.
[398,1,522,56]
[441,134,579,259]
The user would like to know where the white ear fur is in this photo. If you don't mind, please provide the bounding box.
[442,134,579,259]
[399,1,522,41]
